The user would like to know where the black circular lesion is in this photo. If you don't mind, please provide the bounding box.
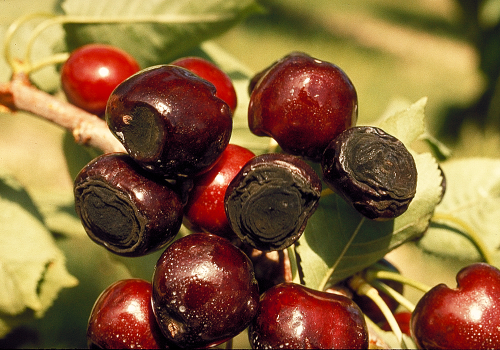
[75,180,146,252]
[226,158,322,251]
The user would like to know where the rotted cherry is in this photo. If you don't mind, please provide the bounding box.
[249,282,369,349]
[411,262,500,349]
[151,233,259,348]
[248,52,358,161]
[322,126,417,220]
[106,64,232,179]
[224,153,322,251]
[86,279,167,349]
[74,153,183,257]
[61,44,140,116]
[183,144,255,239]
[170,56,238,113]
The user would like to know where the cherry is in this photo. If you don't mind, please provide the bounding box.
[151,232,259,348]
[86,279,167,349]
[225,153,322,251]
[183,144,255,239]
[249,282,368,349]
[74,153,184,257]
[170,56,238,113]
[411,262,500,349]
[248,52,357,161]
[322,126,417,220]
[106,65,232,179]
[61,44,140,116]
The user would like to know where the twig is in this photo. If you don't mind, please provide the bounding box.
[0,72,125,154]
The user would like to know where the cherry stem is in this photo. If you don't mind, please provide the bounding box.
[348,274,408,349]
[0,73,125,154]
[370,280,416,312]
[317,217,366,291]
[365,268,432,294]
[431,212,494,265]
[287,245,299,283]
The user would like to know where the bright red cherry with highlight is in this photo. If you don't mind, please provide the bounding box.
[248,52,358,161]
[411,262,500,349]
[183,144,255,239]
[249,282,368,349]
[61,44,140,116]
[171,56,238,113]
[86,279,167,349]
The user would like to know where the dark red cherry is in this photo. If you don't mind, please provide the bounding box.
[151,233,259,348]
[170,56,238,113]
[86,279,167,349]
[74,153,184,257]
[183,144,255,239]
[248,52,357,161]
[106,65,232,179]
[61,44,140,116]
[249,282,369,349]
[411,262,500,349]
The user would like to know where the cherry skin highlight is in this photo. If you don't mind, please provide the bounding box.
[249,282,368,349]
[170,56,238,113]
[61,44,140,116]
[411,262,500,349]
[248,52,357,161]
[86,279,167,349]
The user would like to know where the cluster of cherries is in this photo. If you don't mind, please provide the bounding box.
[62,44,500,349]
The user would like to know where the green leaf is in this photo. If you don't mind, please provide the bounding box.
[0,171,77,337]
[61,0,263,68]
[417,158,500,267]
[294,98,444,289]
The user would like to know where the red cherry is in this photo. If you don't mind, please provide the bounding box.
[170,56,238,113]
[411,262,500,349]
[249,282,368,349]
[381,311,412,337]
[183,144,255,238]
[86,279,167,349]
[61,44,140,116]
[248,52,357,161]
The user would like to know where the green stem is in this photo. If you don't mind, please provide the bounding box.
[370,280,416,312]
[431,212,494,265]
[288,245,299,283]
[366,269,432,294]
[317,217,366,291]
[348,275,407,349]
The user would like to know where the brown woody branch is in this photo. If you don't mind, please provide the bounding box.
[0,72,125,154]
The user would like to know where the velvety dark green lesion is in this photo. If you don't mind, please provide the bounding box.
[75,180,146,251]
[226,164,321,251]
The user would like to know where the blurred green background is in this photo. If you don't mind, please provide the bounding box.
[1,0,500,348]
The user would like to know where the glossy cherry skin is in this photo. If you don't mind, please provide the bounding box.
[87,279,167,349]
[183,144,255,239]
[151,233,259,348]
[249,282,368,349]
[106,65,232,179]
[170,56,237,113]
[411,262,500,349]
[248,52,357,161]
[61,44,140,116]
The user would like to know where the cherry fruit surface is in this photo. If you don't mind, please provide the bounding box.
[183,143,255,239]
[74,153,184,257]
[151,233,259,348]
[106,65,232,179]
[171,56,238,113]
[249,282,369,349]
[61,44,140,116]
[86,279,167,349]
[248,51,357,161]
[411,262,500,349]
